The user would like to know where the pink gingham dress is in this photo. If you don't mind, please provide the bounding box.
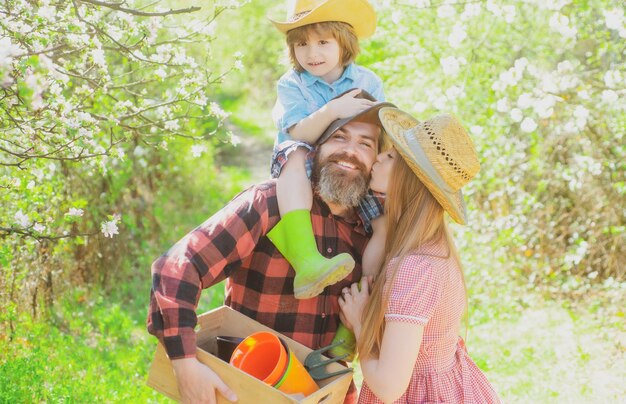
[358,242,500,403]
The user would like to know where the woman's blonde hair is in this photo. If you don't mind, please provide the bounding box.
[357,154,467,358]
[286,22,360,73]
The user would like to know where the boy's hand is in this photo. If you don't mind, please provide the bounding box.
[327,89,376,119]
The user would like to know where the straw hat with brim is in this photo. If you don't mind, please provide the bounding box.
[378,108,480,225]
[269,0,376,39]
[317,89,396,146]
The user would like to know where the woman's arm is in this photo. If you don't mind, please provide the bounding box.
[340,279,424,404]
[358,322,423,403]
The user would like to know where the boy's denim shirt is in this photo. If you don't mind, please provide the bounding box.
[272,63,385,146]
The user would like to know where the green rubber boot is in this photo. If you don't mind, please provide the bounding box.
[329,322,356,362]
[267,209,355,299]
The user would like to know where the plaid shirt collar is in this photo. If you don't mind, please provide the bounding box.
[313,190,368,236]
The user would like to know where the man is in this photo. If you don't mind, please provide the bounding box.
[147,96,391,404]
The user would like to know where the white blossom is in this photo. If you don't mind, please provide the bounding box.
[549,13,577,39]
[603,70,623,88]
[38,5,56,20]
[209,102,230,120]
[437,4,456,19]
[503,5,516,23]
[0,37,22,67]
[470,126,483,136]
[514,57,529,72]
[517,93,534,109]
[413,102,428,113]
[91,48,106,68]
[601,90,619,103]
[165,119,180,131]
[33,223,46,232]
[486,0,502,17]
[191,143,207,157]
[461,3,482,20]
[66,208,85,217]
[230,133,241,146]
[445,85,464,101]
[155,67,167,79]
[440,56,461,76]
[557,60,574,73]
[604,9,625,30]
[194,93,208,107]
[539,0,571,11]
[533,96,556,119]
[448,23,467,48]
[14,210,31,228]
[520,117,538,133]
[573,105,589,129]
[496,98,509,113]
[101,216,120,238]
[564,240,588,266]
[510,108,523,123]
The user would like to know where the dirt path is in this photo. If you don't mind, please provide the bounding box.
[215,122,274,186]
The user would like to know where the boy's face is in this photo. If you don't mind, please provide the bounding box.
[293,29,343,84]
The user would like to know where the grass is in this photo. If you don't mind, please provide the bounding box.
[0,289,161,403]
[465,283,626,403]
[2,274,623,403]
[349,277,626,403]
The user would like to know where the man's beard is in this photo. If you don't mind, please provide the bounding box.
[313,152,370,208]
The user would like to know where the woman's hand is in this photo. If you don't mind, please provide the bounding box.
[338,277,371,337]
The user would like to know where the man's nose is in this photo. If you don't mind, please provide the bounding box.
[344,140,359,154]
[342,141,362,160]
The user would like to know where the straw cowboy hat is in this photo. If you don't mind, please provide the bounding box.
[378,108,480,225]
[269,0,377,38]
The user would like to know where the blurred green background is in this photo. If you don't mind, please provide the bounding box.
[1,0,624,402]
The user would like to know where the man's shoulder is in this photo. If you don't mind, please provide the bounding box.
[235,179,278,200]
[224,180,280,221]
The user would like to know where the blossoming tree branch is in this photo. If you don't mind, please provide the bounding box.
[0,0,245,240]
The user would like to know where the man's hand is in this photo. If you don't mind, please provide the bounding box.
[172,357,238,404]
[327,89,376,120]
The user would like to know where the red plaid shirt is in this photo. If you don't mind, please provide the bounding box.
[147,179,369,359]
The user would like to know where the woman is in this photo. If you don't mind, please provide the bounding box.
[339,109,500,403]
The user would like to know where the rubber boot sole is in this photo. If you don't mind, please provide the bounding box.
[293,254,355,299]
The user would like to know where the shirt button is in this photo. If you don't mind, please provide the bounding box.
[328,214,333,219]
[327,248,332,253]
[321,313,326,318]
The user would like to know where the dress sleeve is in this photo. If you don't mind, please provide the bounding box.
[385,255,443,325]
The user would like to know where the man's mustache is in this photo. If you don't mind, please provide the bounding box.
[325,152,368,175]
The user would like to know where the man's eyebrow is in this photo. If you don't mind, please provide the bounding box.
[360,130,379,143]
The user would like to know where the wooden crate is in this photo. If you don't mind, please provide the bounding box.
[147,306,353,403]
